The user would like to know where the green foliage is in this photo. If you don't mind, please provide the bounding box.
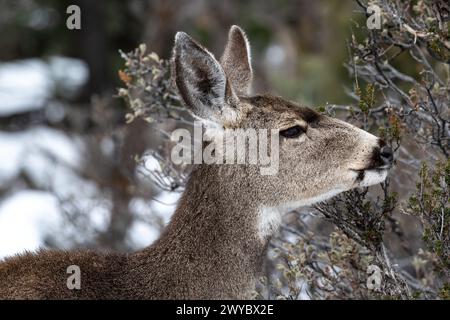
[356,83,376,114]
[439,283,450,299]
[407,159,450,289]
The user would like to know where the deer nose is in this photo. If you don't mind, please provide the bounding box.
[379,145,393,165]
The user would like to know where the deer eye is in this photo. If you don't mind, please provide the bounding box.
[279,125,305,138]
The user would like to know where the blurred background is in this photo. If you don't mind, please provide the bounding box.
[0,0,360,257]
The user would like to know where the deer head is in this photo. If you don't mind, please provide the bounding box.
[172,26,393,239]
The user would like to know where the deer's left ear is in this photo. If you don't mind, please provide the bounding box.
[172,32,241,126]
[220,25,253,96]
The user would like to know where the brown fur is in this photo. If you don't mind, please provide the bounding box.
[0,26,391,299]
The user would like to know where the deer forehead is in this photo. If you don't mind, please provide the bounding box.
[237,95,321,128]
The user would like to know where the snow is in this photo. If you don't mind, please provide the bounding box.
[128,191,180,248]
[0,190,61,258]
[0,127,84,259]
[0,57,88,116]
[143,154,162,172]
[48,56,88,98]
[128,221,159,248]
[0,57,89,258]
[139,153,177,192]
[0,126,81,186]
[0,59,51,116]
[150,191,179,225]
[0,132,25,183]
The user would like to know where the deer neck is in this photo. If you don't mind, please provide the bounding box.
[136,165,272,298]
[167,165,268,262]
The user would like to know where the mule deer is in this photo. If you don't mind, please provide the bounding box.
[0,26,393,299]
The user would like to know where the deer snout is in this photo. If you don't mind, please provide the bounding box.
[379,145,394,165]
[372,140,394,168]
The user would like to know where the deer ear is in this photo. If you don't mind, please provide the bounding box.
[220,25,253,96]
[172,32,240,125]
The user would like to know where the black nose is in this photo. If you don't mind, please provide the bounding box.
[380,145,394,165]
